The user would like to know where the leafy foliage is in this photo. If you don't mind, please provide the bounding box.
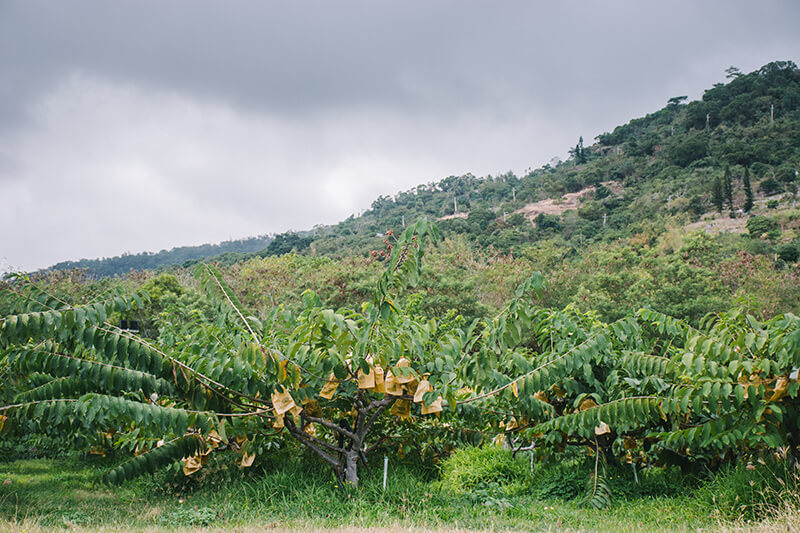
[1,220,480,486]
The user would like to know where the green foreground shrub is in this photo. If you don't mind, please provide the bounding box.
[438,445,531,493]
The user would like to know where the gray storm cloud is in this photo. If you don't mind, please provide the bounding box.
[1,1,799,271]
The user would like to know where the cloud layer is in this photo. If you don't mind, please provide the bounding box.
[1,1,799,271]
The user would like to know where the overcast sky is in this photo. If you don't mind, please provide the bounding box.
[1,1,799,272]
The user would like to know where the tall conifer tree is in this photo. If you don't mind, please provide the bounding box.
[743,166,754,213]
[712,175,724,213]
[724,165,734,212]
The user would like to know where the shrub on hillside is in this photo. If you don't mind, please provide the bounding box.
[760,177,781,196]
[746,216,781,241]
[778,242,799,262]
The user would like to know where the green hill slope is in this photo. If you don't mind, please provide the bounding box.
[308,60,800,255]
[43,60,800,277]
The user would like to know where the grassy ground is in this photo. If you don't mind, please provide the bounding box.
[0,454,797,532]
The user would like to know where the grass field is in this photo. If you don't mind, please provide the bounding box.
[0,453,798,533]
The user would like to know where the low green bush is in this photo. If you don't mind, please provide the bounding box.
[0,433,82,462]
[607,464,699,500]
[159,506,218,527]
[438,445,530,493]
[530,457,591,501]
[778,242,799,262]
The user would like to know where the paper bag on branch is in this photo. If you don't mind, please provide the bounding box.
[272,387,296,415]
[384,371,404,396]
[421,396,443,415]
[413,379,432,403]
[374,366,385,393]
[319,374,339,400]
[394,357,414,384]
[391,399,411,420]
[357,366,376,389]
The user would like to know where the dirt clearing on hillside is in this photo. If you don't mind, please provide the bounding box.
[438,181,622,223]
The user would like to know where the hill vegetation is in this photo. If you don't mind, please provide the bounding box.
[308,61,800,256]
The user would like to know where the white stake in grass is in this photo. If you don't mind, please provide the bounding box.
[383,456,388,490]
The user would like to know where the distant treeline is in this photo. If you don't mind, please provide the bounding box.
[47,235,274,277]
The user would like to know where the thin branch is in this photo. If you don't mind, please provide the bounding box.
[285,417,340,467]
[365,433,391,454]
[303,433,345,454]
[96,323,271,414]
[590,437,600,500]
[457,331,603,405]
[205,267,334,384]
[203,265,260,343]
[295,415,346,454]
[190,409,270,418]
[201,382,265,413]
[21,346,156,375]
[362,397,394,435]
[98,324,267,406]
[257,345,332,383]
[576,395,658,410]
[0,398,78,411]
[14,375,75,397]
[2,276,67,311]
[303,415,358,442]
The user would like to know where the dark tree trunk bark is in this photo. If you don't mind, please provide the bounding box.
[343,450,360,485]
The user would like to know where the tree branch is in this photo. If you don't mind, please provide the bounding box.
[457,332,603,405]
[285,417,341,467]
[303,415,358,442]
[362,397,394,437]
[365,433,392,455]
[297,414,347,454]
[100,324,267,407]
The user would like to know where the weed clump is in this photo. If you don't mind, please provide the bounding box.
[531,458,590,501]
[159,506,218,527]
[694,454,800,521]
[438,446,530,493]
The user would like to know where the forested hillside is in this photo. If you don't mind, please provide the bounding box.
[41,61,800,283]
[308,61,800,255]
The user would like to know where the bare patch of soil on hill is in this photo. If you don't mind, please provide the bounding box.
[438,182,622,223]
[514,188,592,220]
[438,212,468,221]
[685,215,749,235]
[514,181,622,222]
[685,193,800,235]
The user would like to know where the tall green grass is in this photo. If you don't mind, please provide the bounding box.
[1,447,797,532]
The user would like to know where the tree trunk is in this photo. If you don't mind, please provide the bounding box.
[285,394,396,489]
[343,450,360,486]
